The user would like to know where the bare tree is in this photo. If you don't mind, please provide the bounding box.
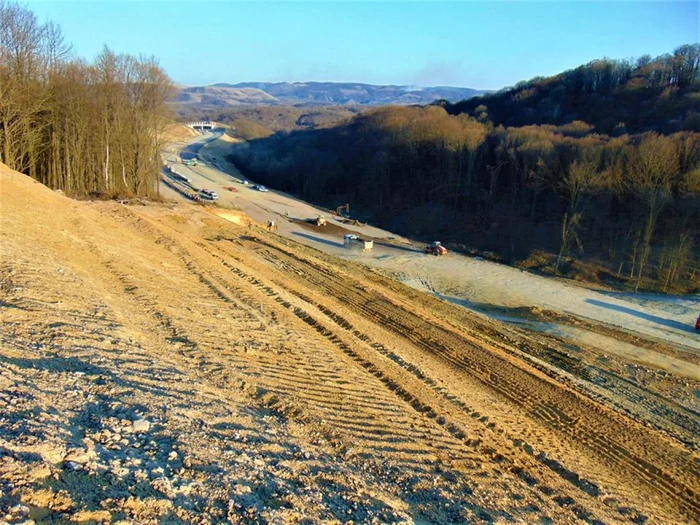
[0,3,173,198]
[626,133,679,291]
[555,157,598,271]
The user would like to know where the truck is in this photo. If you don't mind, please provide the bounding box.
[344,234,373,252]
[200,189,218,201]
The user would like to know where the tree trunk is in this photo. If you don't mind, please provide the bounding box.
[556,213,569,272]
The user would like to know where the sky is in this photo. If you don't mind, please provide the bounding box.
[25,1,700,90]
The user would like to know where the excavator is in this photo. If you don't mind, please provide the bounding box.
[335,203,363,226]
[335,203,350,217]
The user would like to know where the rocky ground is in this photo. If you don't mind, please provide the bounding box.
[1,164,698,524]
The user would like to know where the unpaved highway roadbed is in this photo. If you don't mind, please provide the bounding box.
[1,165,699,524]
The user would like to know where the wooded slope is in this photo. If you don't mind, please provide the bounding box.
[444,45,700,134]
[230,47,700,293]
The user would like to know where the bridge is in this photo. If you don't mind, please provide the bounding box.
[186,121,217,130]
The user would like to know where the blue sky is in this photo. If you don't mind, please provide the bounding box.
[26,1,699,89]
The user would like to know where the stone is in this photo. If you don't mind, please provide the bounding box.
[132,419,151,433]
[10,505,29,516]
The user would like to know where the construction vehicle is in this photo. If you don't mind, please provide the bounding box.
[200,189,218,201]
[424,241,448,256]
[336,203,350,217]
[304,215,326,226]
[344,234,373,251]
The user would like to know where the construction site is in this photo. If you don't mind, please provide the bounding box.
[1,156,699,524]
[1,1,699,522]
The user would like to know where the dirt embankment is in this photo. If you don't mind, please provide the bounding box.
[1,164,698,524]
[160,123,198,144]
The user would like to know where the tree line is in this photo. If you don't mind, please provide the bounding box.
[231,102,699,293]
[445,45,700,135]
[0,1,173,197]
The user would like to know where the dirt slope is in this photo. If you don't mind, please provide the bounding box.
[1,165,698,524]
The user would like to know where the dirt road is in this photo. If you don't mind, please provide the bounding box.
[1,163,699,523]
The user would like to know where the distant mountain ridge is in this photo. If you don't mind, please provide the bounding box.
[174,82,485,107]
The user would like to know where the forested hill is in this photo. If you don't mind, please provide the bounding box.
[443,45,700,135]
[229,46,700,294]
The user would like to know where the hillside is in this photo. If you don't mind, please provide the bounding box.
[225,82,485,105]
[174,85,278,106]
[173,82,485,110]
[185,106,362,140]
[444,44,700,134]
[2,164,699,523]
[229,48,700,294]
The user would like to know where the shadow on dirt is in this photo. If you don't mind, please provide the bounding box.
[291,232,344,248]
[373,241,423,253]
[585,299,697,334]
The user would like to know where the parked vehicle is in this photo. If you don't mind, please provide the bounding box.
[344,234,373,251]
[695,315,700,331]
[200,189,218,201]
[256,185,269,192]
[424,241,448,256]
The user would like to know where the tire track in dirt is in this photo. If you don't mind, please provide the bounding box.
[94,213,561,522]
[587,365,700,447]
[179,236,636,521]
[170,243,564,519]
[235,234,699,523]
[450,315,700,450]
[90,207,697,523]
[1,243,421,523]
[192,238,641,523]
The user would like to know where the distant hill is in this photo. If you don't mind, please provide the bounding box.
[173,82,485,108]
[443,44,700,134]
[173,85,277,106]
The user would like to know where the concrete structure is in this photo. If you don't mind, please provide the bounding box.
[186,121,217,130]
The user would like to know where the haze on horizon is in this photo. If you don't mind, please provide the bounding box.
[24,1,700,90]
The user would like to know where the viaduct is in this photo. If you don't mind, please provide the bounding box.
[186,121,217,130]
